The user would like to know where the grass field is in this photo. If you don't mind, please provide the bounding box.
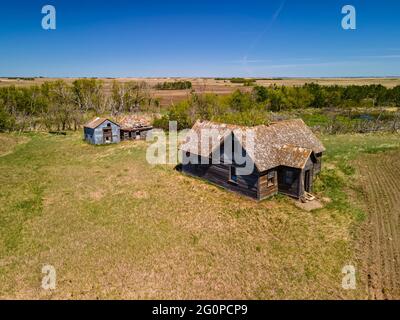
[0,131,399,299]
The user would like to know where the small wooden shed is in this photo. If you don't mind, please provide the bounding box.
[83,117,121,145]
[180,119,325,200]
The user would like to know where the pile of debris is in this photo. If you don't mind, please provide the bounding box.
[300,192,316,203]
[117,115,152,130]
[117,115,153,141]
[295,192,324,212]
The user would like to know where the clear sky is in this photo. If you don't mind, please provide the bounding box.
[1,0,400,77]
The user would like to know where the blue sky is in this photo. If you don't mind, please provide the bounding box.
[1,0,400,77]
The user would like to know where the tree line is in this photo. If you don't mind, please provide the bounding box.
[2,80,400,133]
[154,81,192,90]
[153,83,400,130]
[0,79,159,132]
[252,83,400,110]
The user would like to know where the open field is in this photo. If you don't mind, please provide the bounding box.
[0,132,399,299]
[355,152,400,299]
[2,77,400,107]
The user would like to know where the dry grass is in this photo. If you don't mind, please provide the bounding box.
[1,131,398,299]
[0,133,29,157]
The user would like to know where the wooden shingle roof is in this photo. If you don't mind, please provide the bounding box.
[84,117,120,129]
[180,119,325,172]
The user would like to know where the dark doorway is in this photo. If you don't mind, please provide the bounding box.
[103,128,113,143]
[304,170,311,193]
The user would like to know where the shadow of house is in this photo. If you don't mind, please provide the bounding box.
[83,117,121,145]
[180,119,325,201]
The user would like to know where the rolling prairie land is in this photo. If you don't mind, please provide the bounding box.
[0,131,399,299]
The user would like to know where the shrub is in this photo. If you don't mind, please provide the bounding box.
[155,81,192,90]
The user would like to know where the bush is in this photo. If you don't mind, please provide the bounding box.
[155,81,192,90]
[0,106,15,132]
[229,78,256,85]
[153,100,193,130]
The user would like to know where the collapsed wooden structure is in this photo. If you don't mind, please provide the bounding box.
[120,124,153,141]
[118,115,153,141]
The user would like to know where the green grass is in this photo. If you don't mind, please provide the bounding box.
[314,133,400,223]
[0,131,398,299]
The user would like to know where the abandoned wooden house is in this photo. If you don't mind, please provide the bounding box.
[180,119,325,201]
[83,117,121,145]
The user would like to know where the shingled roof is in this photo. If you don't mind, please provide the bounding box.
[117,115,152,130]
[84,117,120,129]
[180,119,325,172]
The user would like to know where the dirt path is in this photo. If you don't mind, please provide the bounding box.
[355,151,400,300]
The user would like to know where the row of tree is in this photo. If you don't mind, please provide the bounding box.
[154,81,192,90]
[252,83,400,111]
[2,80,400,132]
[154,84,400,130]
[0,79,159,132]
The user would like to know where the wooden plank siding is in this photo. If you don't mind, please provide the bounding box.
[120,128,152,141]
[314,152,323,177]
[299,156,315,196]
[182,151,323,201]
[84,120,120,145]
[258,170,279,200]
[182,162,259,200]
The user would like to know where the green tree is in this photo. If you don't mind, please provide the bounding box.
[72,78,104,113]
[253,86,269,103]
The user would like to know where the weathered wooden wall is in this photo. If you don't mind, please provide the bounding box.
[84,120,120,145]
[314,152,323,177]
[258,170,279,200]
[120,129,152,141]
[93,121,120,145]
[182,150,324,200]
[182,148,260,200]
[299,156,315,196]
[83,127,95,144]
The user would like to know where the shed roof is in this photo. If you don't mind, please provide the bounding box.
[84,117,120,129]
[118,115,152,130]
[180,119,325,172]
[277,145,313,169]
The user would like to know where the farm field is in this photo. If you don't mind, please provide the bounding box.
[0,131,399,299]
[355,152,400,299]
[2,77,400,107]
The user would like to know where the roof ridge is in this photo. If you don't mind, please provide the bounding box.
[196,118,305,130]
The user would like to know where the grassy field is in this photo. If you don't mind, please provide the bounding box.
[0,131,399,299]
